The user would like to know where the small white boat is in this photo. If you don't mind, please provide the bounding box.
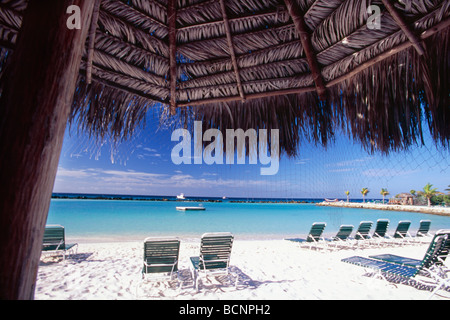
[176,206,206,211]
[176,193,185,200]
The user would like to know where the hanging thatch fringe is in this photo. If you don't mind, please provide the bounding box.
[68,24,449,157]
[0,47,11,82]
[174,90,334,158]
[174,28,448,156]
[1,0,449,157]
[69,75,160,142]
[421,27,450,149]
[329,46,426,154]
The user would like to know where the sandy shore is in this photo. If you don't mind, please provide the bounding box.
[317,201,450,216]
[36,238,449,300]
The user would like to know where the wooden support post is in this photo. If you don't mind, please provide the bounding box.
[381,0,425,56]
[219,0,246,102]
[168,0,177,115]
[284,0,327,101]
[86,0,102,84]
[0,0,95,300]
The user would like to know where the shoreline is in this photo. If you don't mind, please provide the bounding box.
[66,232,322,245]
[51,195,320,204]
[317,201,450,216]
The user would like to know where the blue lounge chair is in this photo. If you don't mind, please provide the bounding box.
[285,222,326,249]
[342,231,450,298]
[190,232,235,291]
[42,225,78,261]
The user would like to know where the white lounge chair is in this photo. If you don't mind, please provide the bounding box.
[285,222,327,250]
[190,232,235,291]
[41,225,78,261]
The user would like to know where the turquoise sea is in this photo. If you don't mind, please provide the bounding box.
[47,194,450,242]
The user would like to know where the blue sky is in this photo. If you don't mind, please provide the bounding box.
[54,110,450,199]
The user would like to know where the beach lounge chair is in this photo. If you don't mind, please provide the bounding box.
[355,221,373,240]
[190,232,234,291]
[142,237,180,282]
[389,220,412,245]
[342,231,449,298]
[41,225,78,261]
[369,230,450,269]
[370,219,390,246]
[285,222,326,249]
[324,225,354,250]
[414,220,432,243]
[353,221,373,248]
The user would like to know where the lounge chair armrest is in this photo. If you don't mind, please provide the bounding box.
[143,259,178,268]
[43,239,64,251]
[197,257,230,271]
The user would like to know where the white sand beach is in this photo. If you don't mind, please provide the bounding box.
[36,238,449,300]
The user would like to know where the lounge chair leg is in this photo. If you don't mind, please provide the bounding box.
[428,282,445,300]
[195,277,200,292]
[234,273,239,288]
[191,269,199,292]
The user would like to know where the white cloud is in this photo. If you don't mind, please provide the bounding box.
[328,168,354,173]
[330,157,373,167]
[295,158,310,165]
[55,167,95,178]
[202,172,218,176]
[362,168,420,177]
[54,167,271,195]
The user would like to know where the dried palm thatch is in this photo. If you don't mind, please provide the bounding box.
[0,0,449,156]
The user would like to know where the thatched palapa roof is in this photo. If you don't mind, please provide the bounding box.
[0,0,449,156]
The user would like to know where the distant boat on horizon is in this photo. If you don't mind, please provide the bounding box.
[176,193,185,200]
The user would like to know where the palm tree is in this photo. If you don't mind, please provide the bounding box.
[380,188,389,204]
[419,183,438,207]
[410,190,416,197]
[345,190,350,203]
[360,187,369,203]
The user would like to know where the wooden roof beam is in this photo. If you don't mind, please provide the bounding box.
[284,0,327,101]
[178,8,287,31]
[178,86,316,107]
[381,0,425,56]
[219,0,246,102]
[178,0,216,12]
[168,0,177,115]
[86,0,102,85]
[178,17,450,109]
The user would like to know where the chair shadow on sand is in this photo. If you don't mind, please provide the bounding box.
[361,271,450,298]
[39,252,94,266]
[137,265,295,298]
